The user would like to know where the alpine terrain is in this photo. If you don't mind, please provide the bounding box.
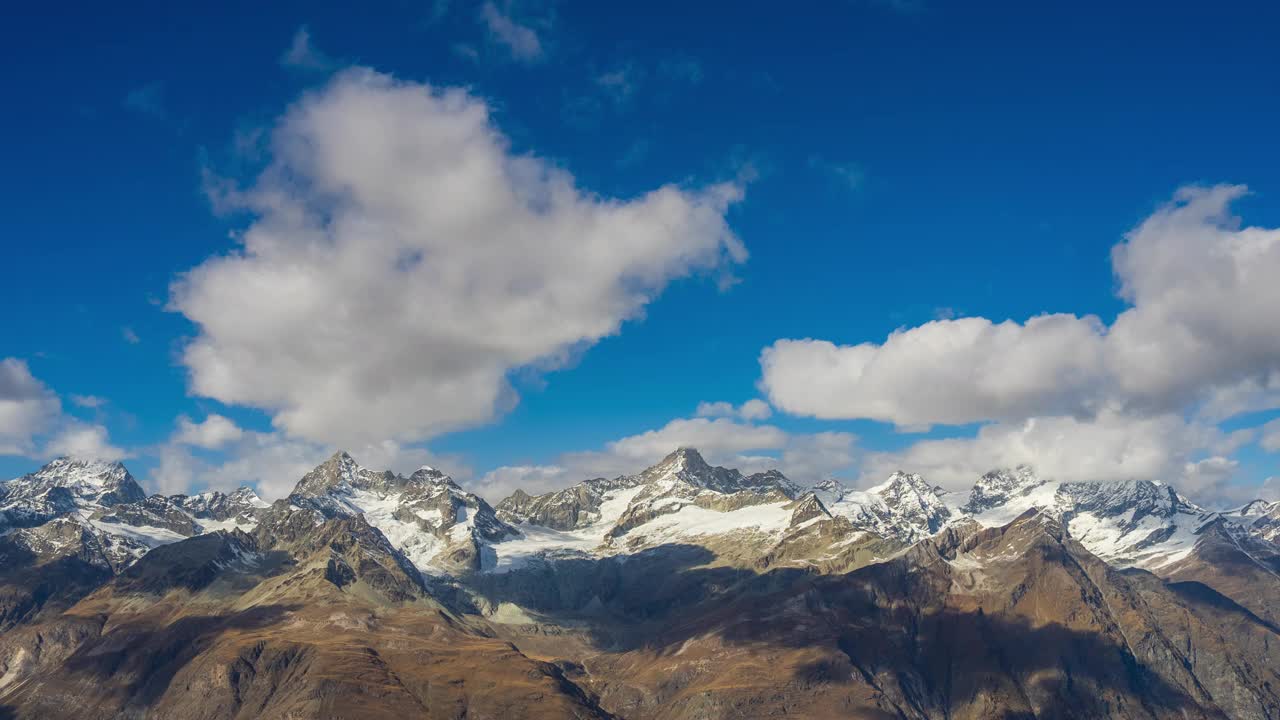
[1,448,1278,719]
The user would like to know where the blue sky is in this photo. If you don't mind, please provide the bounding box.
[2,0,1278,503]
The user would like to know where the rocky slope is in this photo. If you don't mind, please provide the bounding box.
[287,451,515,573]
[2,449,1279,719]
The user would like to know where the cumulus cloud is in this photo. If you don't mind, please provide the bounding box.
[762,314,1109,428]
[151,428,467,500]
[173,414,244,449]
[761,185,1280,430]
[44,423,128,462]
[174,69,744,450]
[603,417,788,465]
[857,410,1233,501]
[0,358,62,455]
[0,358,128,463]
[480,2,543,62]
[1261,418,1280,453]
[472,463,572,503]
[695,398,772,421]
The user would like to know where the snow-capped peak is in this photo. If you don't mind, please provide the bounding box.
[6,456,146,508]
[962,466,1043,514]
[635,448,797,496]
[227,485,270,509]
[645,447,712,479]
[873,471,952,534]
[811,478,847,507]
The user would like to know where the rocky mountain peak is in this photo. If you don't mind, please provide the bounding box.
[6,456,146,508]
[226,485,268,507]
[408,465,458,490]
[1059,479,1198,521]
[873,471,944,510]
[636,448,796,497]
[290,451,395,498]
[654,447,712,475]
[962,465,1042,514]
[869,471,952,536]
[810,478,847,507]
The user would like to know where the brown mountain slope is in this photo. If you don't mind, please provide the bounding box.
[0,513,613,720]
[3,506,1278,719]
[495,512,1280,720]
[1158,517,1280,629]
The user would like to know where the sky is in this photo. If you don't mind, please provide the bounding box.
[2,0,1279,506]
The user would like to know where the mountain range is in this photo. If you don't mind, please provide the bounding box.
[1,448,1279,718]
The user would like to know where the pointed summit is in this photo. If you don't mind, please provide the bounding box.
[11,457,145,507]
[811,478,847,507]
[963,465,1043,514]
[661,447,711,473]
[870,471,951,535]
[290,451,385,499]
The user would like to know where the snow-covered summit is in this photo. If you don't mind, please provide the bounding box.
[633,447,798,496]
[285,451,514,574]
[962,470,1220,569]
[822,471,953,543]
[962,466,1043,514]
[0,458,271,570]
[3,457,146,510]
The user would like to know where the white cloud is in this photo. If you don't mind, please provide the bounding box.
[44,423,128,462]
[738,399,772,420]
[695,398,772,421]
[604,416,788,464]
[1261,418,1280,453]
[858,410,1226,500]
[151,428,470,500]
[480,2,543,62]
[761,185,1280,429]
[1258,476,1280,502]
[69,394,107,409]
[780,431,857,485]
[173,414,244,449]
[151,446,196,496]
[280,26,335,72]
[761,315,1110,429]
[0,358,128,463]
[121,327,141,344]
[175,69,744,450]
[1180,455,1241,503]
[0,358,61,455]
[186,432,322,499]
[473,463,570,502]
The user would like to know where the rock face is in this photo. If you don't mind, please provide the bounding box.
[3,450,1280,719]
[961,465,1043,513]
[812,471,953,543]
[0,458,145,529]
[959,467,1222,569]
[1227,498,1280,543]
[287,451,515,573]
[497,475,641,531]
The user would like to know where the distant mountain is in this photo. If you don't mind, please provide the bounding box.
[287,450,514,573]
[1,450,1278,719]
